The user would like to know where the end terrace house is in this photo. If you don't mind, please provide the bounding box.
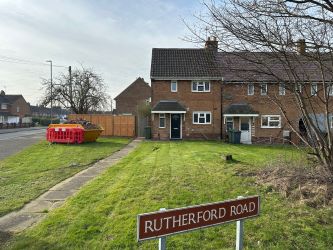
[151,38,222,140]
[150,37,333,143]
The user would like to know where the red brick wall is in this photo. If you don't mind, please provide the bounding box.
[222,82,333,144]
[152,80,221,140]
[115,81,151,115]
[9,97,31,119]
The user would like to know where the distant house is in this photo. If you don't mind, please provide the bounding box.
[30,105,69,119]
[114,77,151,115]
[0,90,31,124]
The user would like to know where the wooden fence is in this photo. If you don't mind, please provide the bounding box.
[68,114,136,137]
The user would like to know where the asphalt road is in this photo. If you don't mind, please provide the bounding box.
[0,128,46,160]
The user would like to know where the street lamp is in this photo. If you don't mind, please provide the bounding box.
[46,60,53,123]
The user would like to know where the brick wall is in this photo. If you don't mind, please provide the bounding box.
[152,80,221,140]
[222,82,333,144]
[115,80,151,115]
[9,97,31,119]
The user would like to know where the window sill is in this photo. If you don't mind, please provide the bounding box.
[261,126,281,129]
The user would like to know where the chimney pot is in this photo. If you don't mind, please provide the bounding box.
[205,36,218,52]
[297,39,306,55]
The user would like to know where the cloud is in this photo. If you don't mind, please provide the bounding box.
[0,0,201,105]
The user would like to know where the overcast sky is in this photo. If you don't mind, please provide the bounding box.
[0,0,202,105]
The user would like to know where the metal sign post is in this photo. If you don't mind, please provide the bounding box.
[137,196,260,249]
[236,196,244,250]
[159,208,166,250]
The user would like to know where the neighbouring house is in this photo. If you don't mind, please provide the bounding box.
[150,37,333,143]
[114,77,151,115]
[30,105,69,119]
[0,90,32,124]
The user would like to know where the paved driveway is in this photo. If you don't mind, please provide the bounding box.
[0,128,46,160]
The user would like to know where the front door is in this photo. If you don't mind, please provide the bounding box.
[170,114,181,139]
[240,117,251,144]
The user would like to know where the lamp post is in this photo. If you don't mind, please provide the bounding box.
[46,60,53,124]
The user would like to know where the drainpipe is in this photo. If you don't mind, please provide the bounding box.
[220,77,224,140]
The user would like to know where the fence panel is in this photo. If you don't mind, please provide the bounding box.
[68,114,135,137]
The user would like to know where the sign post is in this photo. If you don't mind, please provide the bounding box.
[137,195,260,249]
[159,208,166,250]
[236,196,244,250]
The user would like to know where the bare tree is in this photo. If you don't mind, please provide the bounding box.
[186,0,333,179]
[41,67,109,114]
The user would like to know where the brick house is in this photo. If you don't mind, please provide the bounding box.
[114,77,151,115]
[0,90,31,124]
[150,38,333,143]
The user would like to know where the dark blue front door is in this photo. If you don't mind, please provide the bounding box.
[171,114,181,139]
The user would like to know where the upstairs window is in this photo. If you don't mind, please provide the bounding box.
[159,113,166,128]
[311,83,318,96]
[327,83,333,96]
[261,115,281,128]
[171,81,177,92]
[193,112,211,124]
[16,106,20,112]
[248,83,254,95]
[260,83,267,95]
[1,103,7,110]
[330,116,333,129]
[279,83,286,95]
[295,83,302,93]
[192,81,210,92]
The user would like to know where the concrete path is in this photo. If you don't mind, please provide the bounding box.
[0,138,142,233]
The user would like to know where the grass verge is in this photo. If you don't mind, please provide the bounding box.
[4,141,333,249]
[0,137,130,217]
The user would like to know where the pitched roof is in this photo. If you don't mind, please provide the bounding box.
[224,103,258,115]
[0,95,9,103]
[151,100,187,113]
[218,52,333,82]
[114,77,150,100]
[5,95,23,102]
[151,48,221,79]
[150,48,332,82]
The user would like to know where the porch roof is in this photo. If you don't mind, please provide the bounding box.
[151,100,187,114]
[223,103,259,117]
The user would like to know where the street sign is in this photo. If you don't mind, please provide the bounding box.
[137,195,260,242]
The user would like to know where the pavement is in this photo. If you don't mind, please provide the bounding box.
[0,138,142,233]
[0,128,46,160]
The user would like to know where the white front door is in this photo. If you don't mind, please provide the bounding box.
[239,117,251,144]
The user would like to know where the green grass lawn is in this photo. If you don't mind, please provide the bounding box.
[0,137,130,217]
[4,141,333,249]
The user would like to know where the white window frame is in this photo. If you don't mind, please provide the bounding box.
[330,116,333,129]
[260,83,267,95]
[261,115,281,128]
[159,113,166,128]
[279,83,286,95]
[311,83,318,96]
[171,81,177,92]
[327,83,333,96]
[248,83,254,95]
[1,103,7,110]
[192,81,210,92]
[193,112,212,124]
[225,117,234,131]
[295,83,302,93]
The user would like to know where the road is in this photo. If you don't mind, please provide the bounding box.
[0,128,46,160]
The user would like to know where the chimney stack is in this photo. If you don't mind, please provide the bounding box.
[0,90,5,95]
[205,36,218,52]
[297,39,306,55]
